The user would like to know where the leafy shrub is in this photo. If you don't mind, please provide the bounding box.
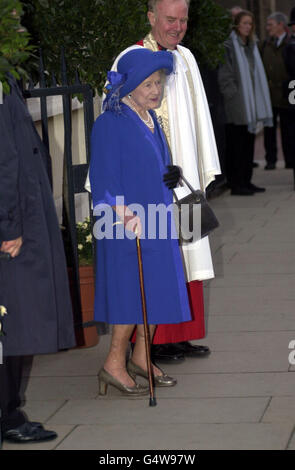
[0,0,32,94]
[21,0,231,93]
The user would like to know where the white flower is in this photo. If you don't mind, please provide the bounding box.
[86,234,92,243]
[78,244,83,251]
[0,305,7,317]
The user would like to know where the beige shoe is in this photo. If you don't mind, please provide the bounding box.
[127,359,177,387]
[98,368,149,397]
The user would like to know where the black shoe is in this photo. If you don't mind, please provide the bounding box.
[252,162,259,168]
[173,341,211,357]
[3,422,58,443]
[151,344,185,364]
[264,163,276,170]
[285,164,294,169]
[231,187,254,196]
[247,183,266,193]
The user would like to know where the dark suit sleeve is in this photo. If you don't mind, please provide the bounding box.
[285,42,295,78]
[0,97,22,242]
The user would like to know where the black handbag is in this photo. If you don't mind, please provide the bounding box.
[173,175,219,243]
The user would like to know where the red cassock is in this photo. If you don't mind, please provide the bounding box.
[131,39,206,345]
[152,280,205,344]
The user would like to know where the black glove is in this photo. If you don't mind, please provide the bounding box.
[163,165,181,189]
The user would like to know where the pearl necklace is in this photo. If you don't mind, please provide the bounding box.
[122,98,154,129]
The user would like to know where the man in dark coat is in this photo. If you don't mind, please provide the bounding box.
[260,12,293,170]
[0,76,76,443]
[284,7,295,183]
[285,7,295,79]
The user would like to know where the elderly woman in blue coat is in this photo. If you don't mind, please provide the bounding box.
[90,49,191,397]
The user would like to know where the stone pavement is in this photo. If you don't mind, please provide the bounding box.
[2,160,295,451]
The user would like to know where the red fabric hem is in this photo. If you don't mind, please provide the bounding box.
[131,280,205,344]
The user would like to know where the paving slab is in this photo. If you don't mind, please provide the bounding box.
[213,243,295,254]
[212,195,275,209]
[210,232,257,246]
[161,350,289,374]
[194,331,295,353]
[26,336,110,378]
[21,400,66,423]
[287,431,295,450]
[24,376,99,401]
[206,272,295,288]
[214,260,295,276]
[212,246,295,266]
[263,397,295,423]
[27,348,102,377]
[251,230,295,244]
[206,296,295,316]
[205,282,295,300]
[46,397,269,426]
[207,314,295,333]
[22,370,295,402]
[144,372,295,399]
[54,423,294,450]
[227,252,295,268]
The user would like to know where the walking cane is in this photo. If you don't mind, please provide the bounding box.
[136,236,157,407]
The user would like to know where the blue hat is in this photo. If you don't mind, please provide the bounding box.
[103,49,174,113]
[118,49,173,98]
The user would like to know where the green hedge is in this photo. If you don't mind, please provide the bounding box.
[184,0,231,69]
[21,0,231,94]
[22,0,149,92]
[0,0,32,94]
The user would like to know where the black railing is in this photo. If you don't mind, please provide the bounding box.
[23,48,95,332]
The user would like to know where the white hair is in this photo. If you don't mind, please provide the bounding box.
[148,0,190,13]
[267,12,288,26]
